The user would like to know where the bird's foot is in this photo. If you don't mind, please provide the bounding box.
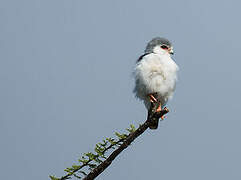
[156,106,166,120]
[156,105,162,112]
[148,94,168,120]
[160,107,168,120]
[148,94,157,103]
[156,105,169,120]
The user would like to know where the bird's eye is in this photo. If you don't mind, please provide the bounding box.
[161,45,168,50]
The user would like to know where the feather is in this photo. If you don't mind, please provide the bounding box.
[133,53,178,111]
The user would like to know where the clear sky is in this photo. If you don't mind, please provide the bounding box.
[1,0,241,179]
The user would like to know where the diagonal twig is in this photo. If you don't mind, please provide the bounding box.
[82,102,169,180]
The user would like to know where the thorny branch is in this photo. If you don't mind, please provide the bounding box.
[51,101,169,180]
[82,101,169,180]
[59,139,124,180]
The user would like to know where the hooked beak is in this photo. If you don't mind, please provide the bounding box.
[168,48,174,55]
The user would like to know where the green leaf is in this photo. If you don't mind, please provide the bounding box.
[50,123,139,180]
[72,164,81,170]
[95,144,105,154]
[64,167,72,173]
[126,124,136,133]
[99,140,107,147]
[49,175,59,180]
[78,158,89,164]
[115,132,127,139]
[85,152,96,160]
[130,124,136,131]
[106,138,117,145]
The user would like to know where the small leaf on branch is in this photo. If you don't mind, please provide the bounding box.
[49,175,60,180]
[85,152,97,161]
[72,164,81,170]
[126,124,136,133]
[78,158,89,164]
[64,167,72,173]
[99,140,108,147]
[115,132,128,140]
[106,138,117,145]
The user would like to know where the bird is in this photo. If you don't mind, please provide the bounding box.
[133,37,179,129]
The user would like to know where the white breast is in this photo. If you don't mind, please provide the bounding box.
[133,53,178,109]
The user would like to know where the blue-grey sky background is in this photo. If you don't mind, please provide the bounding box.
[1,0,241,179]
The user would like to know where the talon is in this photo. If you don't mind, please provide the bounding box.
[163,107,169,112]
[148,94,157,103]
[161,115,165,120]
[156,105,162,112]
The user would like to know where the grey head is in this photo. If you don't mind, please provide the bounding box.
[145,37,172,54]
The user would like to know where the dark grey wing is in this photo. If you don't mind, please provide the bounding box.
[136,53,150,63]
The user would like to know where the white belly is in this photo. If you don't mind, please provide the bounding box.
[134,53,178,109]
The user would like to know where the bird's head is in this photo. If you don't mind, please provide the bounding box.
[145,37,174,56]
